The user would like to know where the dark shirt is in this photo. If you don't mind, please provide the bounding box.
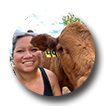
[9,66,53,97]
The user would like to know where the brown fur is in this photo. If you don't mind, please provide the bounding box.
[30,22,95,91]
[30,34,58,51]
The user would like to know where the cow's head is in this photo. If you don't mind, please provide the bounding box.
[30,22,95,88]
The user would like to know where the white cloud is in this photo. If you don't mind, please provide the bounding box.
[15,10,68,37]
[11,10,69,54]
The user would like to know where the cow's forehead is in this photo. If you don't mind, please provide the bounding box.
[59,22,89,37]
[57,22,94,52]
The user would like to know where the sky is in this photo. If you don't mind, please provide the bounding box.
[9,10,85,54]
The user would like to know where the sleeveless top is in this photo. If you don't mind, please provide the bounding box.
[9,66,53,97]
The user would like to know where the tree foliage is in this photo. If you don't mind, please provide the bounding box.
[62,13,84,26]
[10,56,14,66]
[10,56,13,61]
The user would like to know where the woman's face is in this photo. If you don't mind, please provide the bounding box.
[13,36,42,72]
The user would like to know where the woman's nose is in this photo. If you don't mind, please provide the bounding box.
[23,51,33,58]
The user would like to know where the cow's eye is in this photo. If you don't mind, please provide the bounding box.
[58,47,63,51]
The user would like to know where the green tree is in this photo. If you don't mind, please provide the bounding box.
[10,56,14,66]
[10,56,13,62]
[62,13,84,26]
[62,12,83,26]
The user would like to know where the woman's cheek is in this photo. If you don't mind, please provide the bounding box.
[34,51,42,61]
[13,54,23,65]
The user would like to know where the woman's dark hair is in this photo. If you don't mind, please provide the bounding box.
[27,29,34,33]
[12,30,34,55]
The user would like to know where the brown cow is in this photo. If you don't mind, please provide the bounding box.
[30,22,95,91]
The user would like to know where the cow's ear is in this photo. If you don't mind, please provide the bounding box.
[30,34,58,51]
[47,36,58,50]
[30,34,48,51]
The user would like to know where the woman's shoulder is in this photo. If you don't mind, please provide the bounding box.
[44,68,57,78]
[43,68,58,85]
[43,67,62,96]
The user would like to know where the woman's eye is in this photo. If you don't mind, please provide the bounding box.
[17,50,24,53]
[31,48,38,51]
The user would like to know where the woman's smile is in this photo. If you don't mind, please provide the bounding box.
[23,61,35,66]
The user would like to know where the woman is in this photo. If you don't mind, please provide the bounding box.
[12,31,62,96]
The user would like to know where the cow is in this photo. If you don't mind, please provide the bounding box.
[30,22,95,91]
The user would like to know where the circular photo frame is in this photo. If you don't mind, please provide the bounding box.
[8,10,95,97]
